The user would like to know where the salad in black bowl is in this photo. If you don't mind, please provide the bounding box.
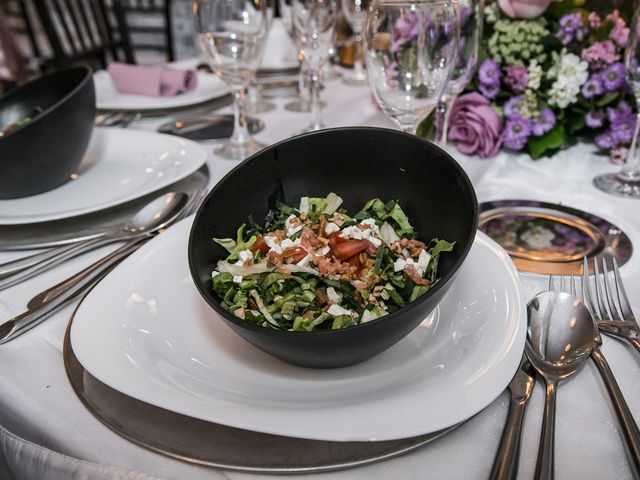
[188,127,478,368]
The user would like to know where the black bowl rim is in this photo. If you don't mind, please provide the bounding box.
[0,64,93,141]
[188,126,479,337]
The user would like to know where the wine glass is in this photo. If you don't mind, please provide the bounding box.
[281,0,313,112]
[364,0,459,135]
[593,6,640,198]
[194,0,271,161]
[341,0,370,85]
[292,0,338,131]
[433,0,483,145]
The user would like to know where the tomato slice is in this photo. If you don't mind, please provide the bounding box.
[328,232,347,251]
[282,247,308,263]
[332,239,371,260]
[250,235,270,253]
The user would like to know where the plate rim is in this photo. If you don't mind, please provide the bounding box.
[0,129,207,225]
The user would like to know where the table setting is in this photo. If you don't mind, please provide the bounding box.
[1,0,640,479]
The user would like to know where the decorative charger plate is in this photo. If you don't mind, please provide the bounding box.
[69,219,525,443]
[0,129,207,226]
[479,200,633,275]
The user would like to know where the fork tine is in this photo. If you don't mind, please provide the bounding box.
[548,274,554,291]
[594,258,611,321]
[583,257,600,321]
[602,258,623,321]
[612,257,638,324]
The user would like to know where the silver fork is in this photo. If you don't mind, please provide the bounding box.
[588,257,640,354]
[552,267,640,477]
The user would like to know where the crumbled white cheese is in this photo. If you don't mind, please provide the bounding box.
[393,258,406,272]
[325,222,340,235]
[359,218,379,232]
[285,214,303,237]
[238,249,253,264]
[232,275,243,283]
[417,249,431,275]
[340,225,365,239]
[211,270,220,278]
[264,235,283,254]
[327,304,358,318]
[326,287,342,304]
[316,245,330,256]
[280,238,301,250]
[368,236,382,247]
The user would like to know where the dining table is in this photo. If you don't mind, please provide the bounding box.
[0,66,639,480]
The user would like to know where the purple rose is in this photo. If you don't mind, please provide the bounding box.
[448,93,503,159]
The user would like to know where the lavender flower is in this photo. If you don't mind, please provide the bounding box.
[585,110,605,129]
[557,12,587,44]
[606,100,633,124]
[602,62,626,92]
[479,82,500,100]
[503,95,524,119]
[610,146,629,165]
[595,131,617,150]
[581,75,604,99]
[503,117,533,150]
[611,118,635,144]
[478,59,501,88]
[391,12,419,52]
[531,108,556,136]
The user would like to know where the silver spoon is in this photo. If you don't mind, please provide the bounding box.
[526,291,596,480]
[0,191,188,290]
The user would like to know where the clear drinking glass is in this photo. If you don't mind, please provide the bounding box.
[364,0,458,134]
[593,7,640,198]
[433,0,483,145]
[194,0,271,161]
[292,0,338,130]
[341,0,370,85]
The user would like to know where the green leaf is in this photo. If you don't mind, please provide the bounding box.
[595,92,620,107]
[527,125,566,159]
[566,114,585,135]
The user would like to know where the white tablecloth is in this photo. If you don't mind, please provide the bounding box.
[1,73,639,480]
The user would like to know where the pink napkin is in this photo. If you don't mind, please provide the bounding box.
[106,63,198,96]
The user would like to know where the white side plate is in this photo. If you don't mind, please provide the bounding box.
[0,129,207,225]
[94,71,229,111]
[71,219,525,442]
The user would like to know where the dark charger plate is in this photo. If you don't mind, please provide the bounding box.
[188,127,478,368]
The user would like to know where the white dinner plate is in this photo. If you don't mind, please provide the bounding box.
[71,219,525,442]
[0,129,206,225]
[94,70,229,111]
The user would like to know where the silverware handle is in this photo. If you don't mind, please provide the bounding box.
[0,234,122,291]
[489,397,527,480]
[535,380,556,480]
[591,347,640,478]
[0,239,144,344]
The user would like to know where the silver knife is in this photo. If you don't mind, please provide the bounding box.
[489,353,536,480]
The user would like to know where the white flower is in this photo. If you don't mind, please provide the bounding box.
[520,226,555,250]
[547,52,589,108]
[527,60,543,91]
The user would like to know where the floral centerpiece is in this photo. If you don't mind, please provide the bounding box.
[445,0,636,160]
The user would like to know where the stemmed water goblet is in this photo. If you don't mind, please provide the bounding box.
[194,0,271,161]
[281,0,314,112]
[593,6,640,198]
[364,0,459,135]
[292,0,338,131]
[341,0,370,85]
[433,0,483,145]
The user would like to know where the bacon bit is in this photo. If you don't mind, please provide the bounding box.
[234,307,246,319]
[268,230,286,241]
[404,264,432,286]
[267,250,283,267]
[390,238,427,257]
[352,274,380,290]
[300,226,323,249]
[318,215,328,238]
[315,287,328,305]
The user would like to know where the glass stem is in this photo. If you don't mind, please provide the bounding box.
[434,94,455,145]
[618,112,640,183]
[230,86,251,146]
[352,32,365,78]
[309,69,323,130]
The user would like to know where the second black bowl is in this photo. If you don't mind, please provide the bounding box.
[188,127,478,368]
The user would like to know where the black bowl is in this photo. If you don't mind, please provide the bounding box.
[188,127,478,368]
[0,65,95,199]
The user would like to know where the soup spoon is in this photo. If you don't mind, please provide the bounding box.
[526,291,596,480]
[0,191,188,290]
